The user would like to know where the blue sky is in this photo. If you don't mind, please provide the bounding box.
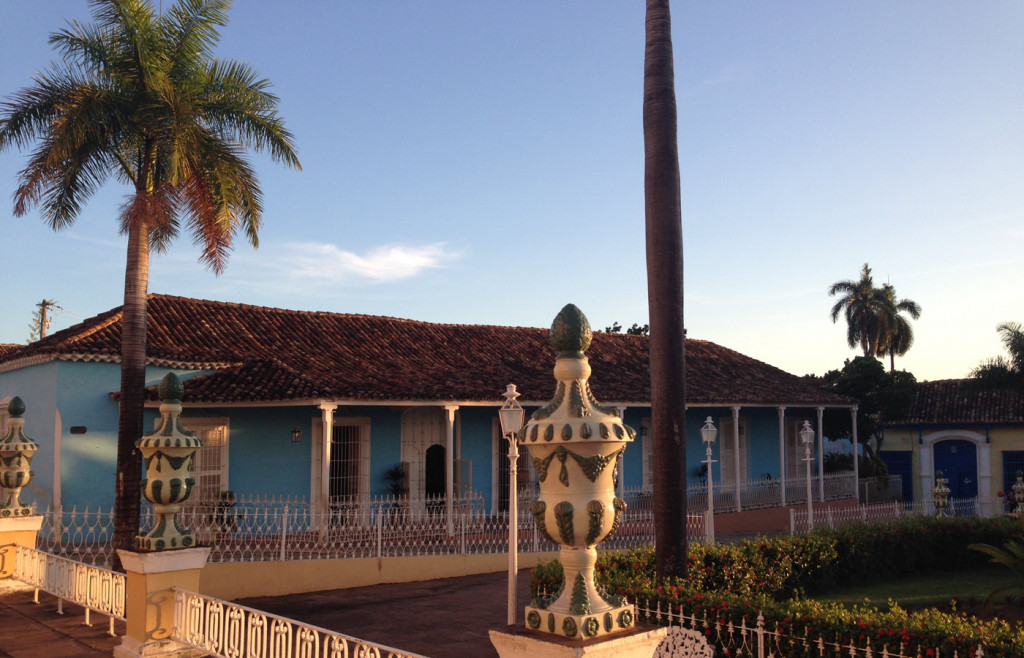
[1,1,1021,383]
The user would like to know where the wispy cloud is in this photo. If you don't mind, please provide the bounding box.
[679,61,753,106]
[284,242,457,282]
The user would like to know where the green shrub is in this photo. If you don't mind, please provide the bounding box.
[529,517,1024,656]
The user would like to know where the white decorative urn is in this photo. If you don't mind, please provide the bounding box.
[0,397,39,517]
[136,373,203,550]
[932,470,951,518]
[520,304,635,640]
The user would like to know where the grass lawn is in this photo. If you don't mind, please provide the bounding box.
[816,564,1017,610]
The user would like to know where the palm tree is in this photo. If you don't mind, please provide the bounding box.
[972,322,1024,390]
[828,264,886,357]
[643,0,688,580]
[0,0,300,552]
[877,283,922,371]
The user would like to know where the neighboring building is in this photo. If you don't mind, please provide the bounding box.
[0,294,856,513]
[881,379,1024,504]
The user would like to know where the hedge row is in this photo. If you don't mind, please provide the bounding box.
[529,517,1024,656]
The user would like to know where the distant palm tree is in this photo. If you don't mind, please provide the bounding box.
[828,264,886,356]
[972,322,1024,390]
[0,0,300,552]
[643,0,688,580]
[877,283,922,371]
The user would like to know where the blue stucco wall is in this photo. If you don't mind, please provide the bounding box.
[0,361,59,511]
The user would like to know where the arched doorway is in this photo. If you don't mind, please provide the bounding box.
[934,439,978,499]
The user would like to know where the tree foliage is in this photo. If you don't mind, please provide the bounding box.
[0,0,300,552]
[813,356,917,456]
[971,322,1024,391]
[604,321,650,336]
[828,264,920,369]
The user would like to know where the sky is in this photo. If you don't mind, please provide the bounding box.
[1,1,1021,383]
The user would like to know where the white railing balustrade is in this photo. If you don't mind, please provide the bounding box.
[172,588,428,658]
[636,598,986,658]
[12,544,125,635]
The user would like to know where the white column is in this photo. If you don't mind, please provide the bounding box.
[732,406,742,512]
[53,408,63,513]
[777,407,786,507]
[318,402,337,517]
[817,406,825,502]
[851,407,859,503]
[444,405,457,535]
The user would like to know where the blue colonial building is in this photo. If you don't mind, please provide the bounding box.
[0,294,857,515]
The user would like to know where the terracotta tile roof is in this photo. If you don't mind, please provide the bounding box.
[893,379,1024,426]
[0,294,854,407]
[0,344,22,359]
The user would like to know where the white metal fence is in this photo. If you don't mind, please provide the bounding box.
[11,544,126,635]
[172,587,427,658]
[790,496,1002,534]
[682,472,862,514]
[37,491,708,566]
[636,599,987,658]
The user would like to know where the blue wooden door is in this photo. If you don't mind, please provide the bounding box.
[933,439,978,499]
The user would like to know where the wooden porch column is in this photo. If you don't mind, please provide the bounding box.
[777,406,786,507]
[732,406,742,512]
[851,406,859,503]
[444,405,458,535]
[318,402,337,518]
[817,406,825,502]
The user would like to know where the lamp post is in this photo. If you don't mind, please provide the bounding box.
[498,383,525,626]
[800,420,815,530]
[700,416,718,544]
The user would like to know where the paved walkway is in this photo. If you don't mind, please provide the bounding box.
[0,580,123,658]
[238,569,536,658]
[0,570,533,658]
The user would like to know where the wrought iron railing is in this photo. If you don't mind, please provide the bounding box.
[172,587,427,658]
[11,544,125,635]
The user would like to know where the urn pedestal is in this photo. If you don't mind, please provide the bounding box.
[520,305,635,641]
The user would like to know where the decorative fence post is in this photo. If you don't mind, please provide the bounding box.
[1012,471,1024,515]
[114,373,211,658]
[490,305,668,656]
[0,397,44,578]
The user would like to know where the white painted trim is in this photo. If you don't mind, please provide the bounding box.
[919,429,990,499]
[777,407,786,507]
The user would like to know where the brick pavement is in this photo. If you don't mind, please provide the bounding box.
[0,580,123,658]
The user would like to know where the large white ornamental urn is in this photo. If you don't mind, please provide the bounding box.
[520,304,635,640]
[135,373,203,551]
[0,397,39,517]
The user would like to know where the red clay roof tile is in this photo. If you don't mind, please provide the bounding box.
[2,294,854,407]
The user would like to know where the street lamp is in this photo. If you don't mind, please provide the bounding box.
[700,416,718,544]
[799,420,816,530]
[498,383,525,626]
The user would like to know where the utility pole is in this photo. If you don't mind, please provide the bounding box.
[31,299,60,341]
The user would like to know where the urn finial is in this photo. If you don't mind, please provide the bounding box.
[549,304,592,359]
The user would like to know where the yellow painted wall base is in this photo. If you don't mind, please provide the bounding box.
[201,550,560,600]
[0,516,43,578]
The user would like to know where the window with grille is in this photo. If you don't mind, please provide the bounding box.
[178,418,229,504]
[1002,451,1024,501]
[329,424,362,502]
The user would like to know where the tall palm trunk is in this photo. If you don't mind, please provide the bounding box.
[112,217,150,555]
[644,0,687,581]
